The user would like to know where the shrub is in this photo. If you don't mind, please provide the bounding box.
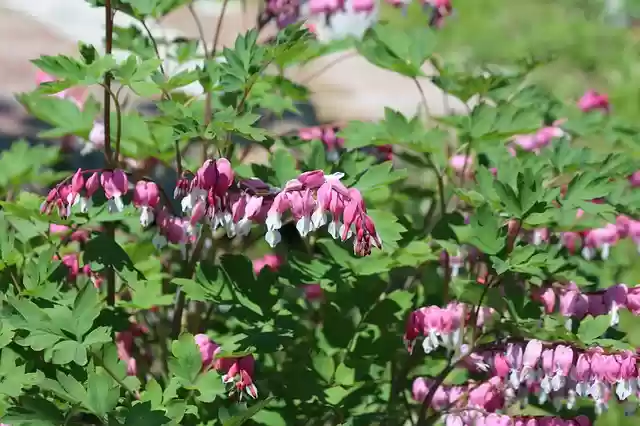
[0,0,639,425]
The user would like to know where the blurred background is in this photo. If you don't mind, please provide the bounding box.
[1,0,640,144]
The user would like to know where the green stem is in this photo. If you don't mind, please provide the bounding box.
[170,227,209,339]
[103,0,114,166]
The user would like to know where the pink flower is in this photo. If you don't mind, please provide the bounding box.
[532,286,556,314]
[49,224,90,243]
[627,220,640,253]
[520,340,543,382]
[303,283,324,302]
[133,181,160,227]
[100,170,129,213]
[627,286,640,314]
[604,284,628,326]
[214,354,258,400]
[412,377,430,402]
[194,334,220,369]
[629,171,640,187]
[583,223,618,260]
[253,254,283,274]
[449,154,473,175]
[309,0,342,13]
[403,303,491,355]
[578,90,610,113]
[60,254,80,281]
[352,0,375,12]
[535,126,565,148]
[560,232,582,254]
[153,210,189,248]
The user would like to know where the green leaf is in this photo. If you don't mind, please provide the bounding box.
[0,350,43,398]
[222,398,274,426]
[124,401,171,426]
[83,327,113,347]
[312,352,335,384]
[168,333,202,385]
[357,21,435,77]
[32,55,86,81]
[194,370,226,403]
[140,378,163,408]
[493,181,521,217]
[18,94,96,138]
[578,315,611,342]
[83,233,142,279]
[85,368,120,417]
[130,80,162,97]
[47,340,87,366]
[452,204,505,255]
[338,120,384,149]
[353,162,407,193]
[73,283,102,338]
[271,149,299,186]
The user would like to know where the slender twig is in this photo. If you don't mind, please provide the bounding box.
[301,52,358,85]
[458,141,473,188]
[424,154,449,301]
[188,1,210,57]
[141,20,166,75]
[99,83,123,166]
[175,140,183,176]
[416,362,457,426]
[103,0,117,309]
[103,0,114,167]
[412,77,431,121]
[170,227,209,339]
[211,0,230,58]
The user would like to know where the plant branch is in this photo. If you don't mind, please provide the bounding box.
[99,84,123,167]
[170,227,209,339]
[416,362,456,426]
[188,1,209,57]
[103,0,114,167]
[424,154,449,301]
[141,20,166,75]
[103,0,118,309]
[211,0,230,58]
[412,77,430,121]
[301,52,358,85]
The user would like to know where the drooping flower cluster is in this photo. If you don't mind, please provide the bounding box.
[449,154,474,178]
[42,162,382,257]
[56,253,103,288]
[528,214,640,260]
[385,0,453,27]
[49,223,90,243]
[265,0,378,41]
[252,253,284,274]
[116,323,149,377]
[413,376,591,426]
[298,125,392,163]
[578,90,610,113]
[403,303,495,354]
[468,340,639,413]
[509,124,566,155]
[502,89,608,157]
[532,282,640,327]
[446,414,591,426]
[41,169,101,216]
[262,170,382,255]
[412,376,504,411]
[194,335,258,400]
